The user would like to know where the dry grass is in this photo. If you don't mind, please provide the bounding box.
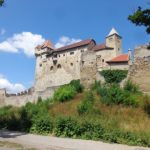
[0,140,37,150]
[48,92,150,135]
[49,93,84,117]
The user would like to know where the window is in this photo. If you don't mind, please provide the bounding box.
[53,53,57,58]
[50,66,53,71]
[81,49,84,52]
[70,52,74,55]
[39,64,42,67]
[82,61,85,65]
[57,64,61,69]
[63,54,65,56]
[70,63,73,66]
[102,59,105,62]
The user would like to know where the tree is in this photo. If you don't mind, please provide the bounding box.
[0,0,4,6]
[128,7,150,34]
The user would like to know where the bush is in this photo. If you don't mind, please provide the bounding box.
[30,113,53,134]
[53,85,77,102]
[100,69,128,84]
[77,92,94,115]
[99,84,138,106]
[124,80,140,93]
[54,116,78,137]
[143,95,150,116]
[70,80,84,93]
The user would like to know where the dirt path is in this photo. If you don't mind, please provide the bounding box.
[0,130,150,150]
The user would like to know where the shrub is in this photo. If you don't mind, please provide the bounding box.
[54,116,78,137]
[30,113,53,134]
[100,69,128,84]
[53,85,77,102]
[99,84,138,106]
[91,80,101,91]
[143,95,150,116]
[124,80,140,93]
[70,80,84,93]
[77,92,94,115]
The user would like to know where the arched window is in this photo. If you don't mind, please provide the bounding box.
[57,64,61,69]
[70,63,73,66]
[50,66,53,71]
[102,59,105,62]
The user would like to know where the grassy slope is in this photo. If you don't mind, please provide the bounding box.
[49,92,150,136]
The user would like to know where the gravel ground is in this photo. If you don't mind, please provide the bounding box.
[0,130,150,150]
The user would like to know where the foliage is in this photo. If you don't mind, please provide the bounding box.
[30,113,53,135]
[69,80,84,93]
[0,0,4,6]
[53,85,76,102]
[143,95,150,116]
[100,70,128,84]
[124,80,140,94]
[77,92,94,115]
[96,83,138,106]
[128,6,150,34]
[54,116,78,137]
[53,116,150,147]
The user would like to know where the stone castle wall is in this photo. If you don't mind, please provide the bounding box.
[80,51,97,88]
[34,45,89,92]
[0,86,58,107]
[129,45,150,94]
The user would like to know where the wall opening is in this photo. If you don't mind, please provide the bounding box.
[57,64,61,69]
[50,66,54,71]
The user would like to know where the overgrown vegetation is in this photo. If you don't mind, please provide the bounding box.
[0,79,150,147]
[94,81,140,107]
[53,80,83,102]
[100,69,128,84]
[77,92,94,115]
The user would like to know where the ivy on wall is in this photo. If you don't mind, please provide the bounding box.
[100,69,128,84]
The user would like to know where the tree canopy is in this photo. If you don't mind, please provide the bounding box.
[128,7,150,34]
[0,0,4,6]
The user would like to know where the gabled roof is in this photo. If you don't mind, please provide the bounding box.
[107,54,129,63]
[36,40,55,50]
[92,43,113,51]
[55,39,95,52]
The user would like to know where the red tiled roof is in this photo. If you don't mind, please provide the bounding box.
[92,43,113,51]
[55,39,95,52]
[107,54,129,63]
[36,40,55,50]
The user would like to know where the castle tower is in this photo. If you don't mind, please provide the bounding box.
[34,40,55,91]
[106,28,122,56]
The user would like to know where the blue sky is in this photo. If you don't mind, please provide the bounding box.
[0,0,149,93]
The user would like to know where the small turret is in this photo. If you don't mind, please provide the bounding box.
[35,40,55,57]
[106,28,122,56]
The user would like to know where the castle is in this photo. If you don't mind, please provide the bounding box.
[3,28,150,107]
[34,28,130,92]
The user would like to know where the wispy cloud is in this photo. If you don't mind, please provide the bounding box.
[0,74,26,94]
[0,28,6,35]
[55,36,81,48]
[0,32,45,57]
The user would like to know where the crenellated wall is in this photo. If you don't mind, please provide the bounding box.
[0,86,58,107]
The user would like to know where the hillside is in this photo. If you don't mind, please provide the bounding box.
[1,77,150,148]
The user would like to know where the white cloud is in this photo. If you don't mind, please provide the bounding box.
[55,36,81,48]
[0,28,6,35]
[0,75,26,94]
[0,32,45,57]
